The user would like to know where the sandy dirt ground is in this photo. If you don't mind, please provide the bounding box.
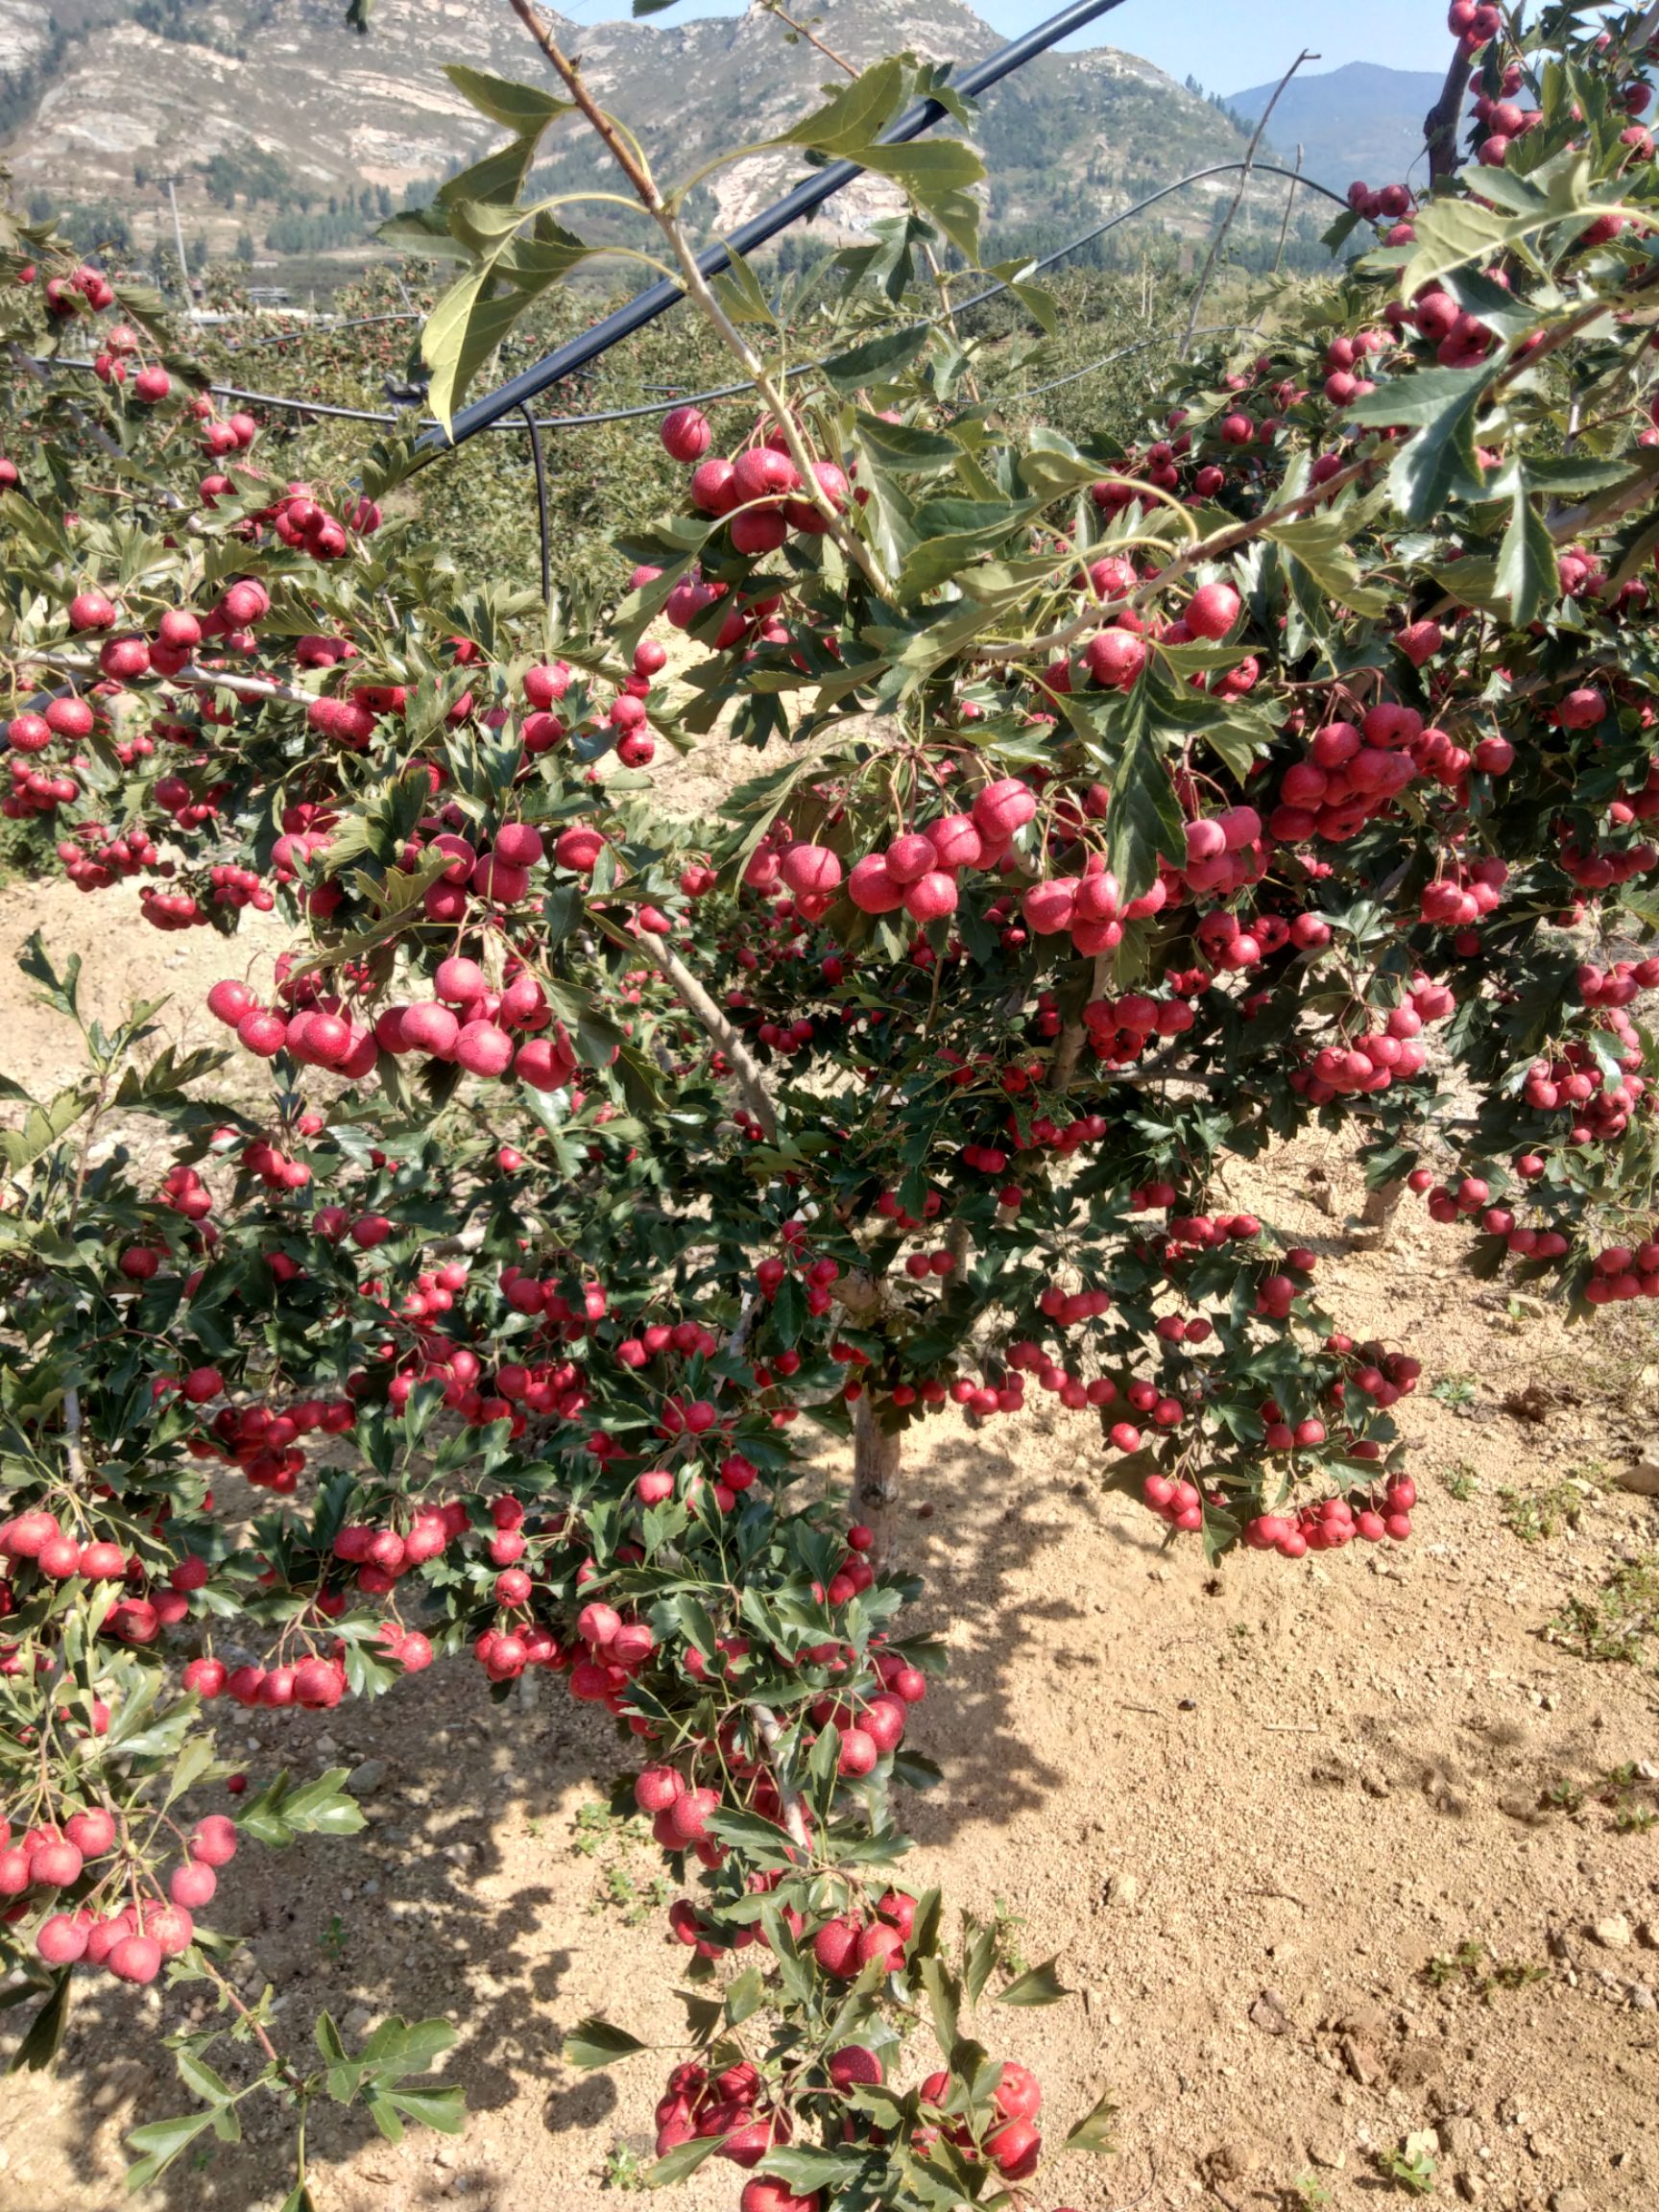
[1,875,1656,2212]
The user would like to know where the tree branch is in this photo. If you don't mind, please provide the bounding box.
[986,454,1370,664]
[503,0,891,595]
[1267,143,1304,287]
[749,1703,810,1851]
[25,649,315,709]
[1049,950,1110,1090]
[639,936,779,1140]
[1423,41,1474,185]
[10,345,182,511]
[61,1384,86,1487]
[758,0,859,82]
[1181,50,1317,358]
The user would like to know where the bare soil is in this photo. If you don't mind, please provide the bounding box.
[3,878,1657,2212]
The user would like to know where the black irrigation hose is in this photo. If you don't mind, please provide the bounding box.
[429,0,1139,449]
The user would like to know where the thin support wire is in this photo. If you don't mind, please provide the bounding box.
[1181,49,1317,358]
[1006,324,1242,405]
[17,167,1351,444]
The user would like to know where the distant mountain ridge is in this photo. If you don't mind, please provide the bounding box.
[1227,60,1448,196]
[2,0,1318,273]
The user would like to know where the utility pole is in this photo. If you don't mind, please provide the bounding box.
[161,177,191,305]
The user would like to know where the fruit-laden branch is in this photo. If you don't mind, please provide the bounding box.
[10,345,182,513]
[988,454,1371,663]
[637,936,779,1140]
[503,0,891,594]
[1049,950,1112,1090]
[26,650,315,709]
[748,1703,810,1850]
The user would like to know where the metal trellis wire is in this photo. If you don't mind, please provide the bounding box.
[20,158,1347,440]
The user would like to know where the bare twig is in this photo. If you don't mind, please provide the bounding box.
[921,239,980,402]
[730,1289,763,1356]
[1106,2151,1162,2212]
[1181,52,1317,358]
[61,1384,86,1487]
[1269,143,1304,283]
[758,0,859,82]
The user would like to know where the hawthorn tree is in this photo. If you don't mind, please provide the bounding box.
[5,0,1659,2205]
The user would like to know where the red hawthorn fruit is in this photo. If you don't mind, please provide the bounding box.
[812,1916,861,1978]
[661,406,712,463]
[1185,581,1241,639]
[740,2183,821,2212]
[827,2043,882,2094]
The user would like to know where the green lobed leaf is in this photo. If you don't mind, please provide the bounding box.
[822,325,932,393]
[563,2016,649,2068]
[917,1955,961,2056]
[1065,2084,1121,2153]
[994,1954,1072,2006]
[646,2132,724,2185]
[123,2109,214,2192]
[778,58,906,156]
[7,1973,71,2073]
[443,65,576,135]
[1494,470,1559,627]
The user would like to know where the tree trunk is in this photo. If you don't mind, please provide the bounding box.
[853,1391,902,1569]
[1356,1176,1406,1249]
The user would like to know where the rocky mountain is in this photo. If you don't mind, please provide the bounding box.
[2,0,1319,278]
[1227,60,1448,197]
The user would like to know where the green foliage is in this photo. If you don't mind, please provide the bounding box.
[1546,1555,1659,1662]
[1498,1481,1583,1544]
[8,9,1659,2208]
[1439,1460,1479,1502]
[1376,2138,1438,2196]
[1422,1938,1547,2001]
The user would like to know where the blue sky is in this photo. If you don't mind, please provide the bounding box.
[552,0,1470,95]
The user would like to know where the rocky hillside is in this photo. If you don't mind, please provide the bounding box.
[2,0,1312,275]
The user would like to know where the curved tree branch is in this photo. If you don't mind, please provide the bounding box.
[639,936,779,1140]
[1180,49,1317,359]
[1423,41,1474,185]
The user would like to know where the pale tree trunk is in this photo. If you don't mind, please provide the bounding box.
[1356,1177,1405,1249]
[853,1390,902,1570]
